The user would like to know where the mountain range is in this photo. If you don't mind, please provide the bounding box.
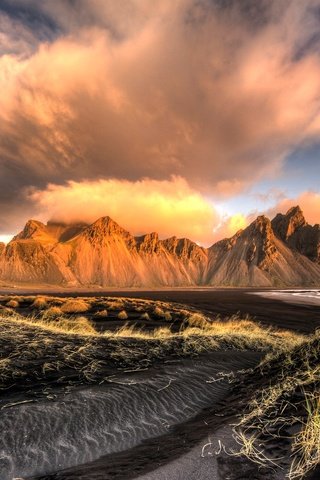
[0,206,319,287]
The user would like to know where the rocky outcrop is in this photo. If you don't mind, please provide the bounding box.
[272,206,320,263]
[272,206,307,241]
[0,206,319,287]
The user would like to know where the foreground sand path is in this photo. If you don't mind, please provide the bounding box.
[1,352,258,480]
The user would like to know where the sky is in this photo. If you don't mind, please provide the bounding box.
[0,0,320,245]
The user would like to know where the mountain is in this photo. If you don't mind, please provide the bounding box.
[0,206,319,287]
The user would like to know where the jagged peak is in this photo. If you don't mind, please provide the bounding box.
[82,216,132,241]
[247,215,273,235]
[90,216,123,231]
[272,205,306,241]
[286,205,303,217]
[162,236,200,250]
[13,219,47,240]
[135,232,160,253]
[285,205,306,225]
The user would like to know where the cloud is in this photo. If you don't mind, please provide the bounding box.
[267,191,320,226]
[29,176,218,244]
[1,1,320,232]
[28,176,252,245]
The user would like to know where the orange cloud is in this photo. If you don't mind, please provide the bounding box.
[268,191,320,226]
[1,2,320,234]
[29,177,218,245]
[1,1,320,196]
[29,176,251,245]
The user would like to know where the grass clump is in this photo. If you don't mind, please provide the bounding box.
[107,299,124,310]
[61,299,89,314]
[154,306,165,318]
[289,391,320,479]
[186,312,210,329]
[32,296,47,309]
[41,306,62,319]
[231,335,320,479]
[6,313,97,336]
[94,309,108,318]
[6,299,19,308]
[118,310,128,320]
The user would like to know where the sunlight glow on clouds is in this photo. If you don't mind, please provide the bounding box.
[268,191,320,226]
[0,1,319,236]
[0,235,13,244]
[29,177,250,245]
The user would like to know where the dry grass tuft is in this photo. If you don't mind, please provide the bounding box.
[289,391,320,479]
[231,336,319,479]
[6,313,97,336]
[94,309,108,318]
[154,306,165,318]
[42,306,62,319]
[107,300,124,310]
[6,299,19,308]
[61,299,89,314]
[32,296,47,309]
[118,310,128,320]
[186,312,210,329]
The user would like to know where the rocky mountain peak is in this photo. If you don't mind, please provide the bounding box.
[272,205,306,241]
[248,215,273,236]
[135,232,160,254]
[244,215,277,269]
[162,236,205,260]
[0,206,319,287]
[13,219,47,241]
[83,216,131,242]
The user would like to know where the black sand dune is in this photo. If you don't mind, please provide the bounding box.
[3,352,258,480]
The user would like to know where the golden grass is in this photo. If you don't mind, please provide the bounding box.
[154,306,165,317]
[103,324,173,340]
[99,317,304,357]
[6,299,19,308]
[5,313,96,335]
[94,309,108,318]
[186,312,210,329]
[118,310,128,320]
[32,296,47,309]
[289,391,320,479]
[107,300,124,310]
[232,335,320,479]
[61,299,89,314]
[0,295,304,357]
[42,306,63,319]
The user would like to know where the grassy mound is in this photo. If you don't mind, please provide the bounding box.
[0,299,305,399]
[231,333,320,479]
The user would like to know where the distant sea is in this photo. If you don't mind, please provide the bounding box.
[255,289,320,305]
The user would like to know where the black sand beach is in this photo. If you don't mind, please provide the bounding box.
[5,287,318,333]
[0,290,319,480]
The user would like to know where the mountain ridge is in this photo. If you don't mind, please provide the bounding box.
[0,206,319,287]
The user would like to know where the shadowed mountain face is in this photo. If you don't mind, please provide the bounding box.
[0,207,319,287]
